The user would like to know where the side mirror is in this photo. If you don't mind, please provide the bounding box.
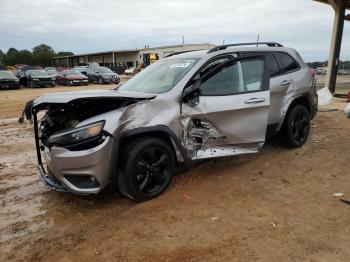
[182,79,200,107]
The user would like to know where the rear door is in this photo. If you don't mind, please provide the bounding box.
[181,55,270,159]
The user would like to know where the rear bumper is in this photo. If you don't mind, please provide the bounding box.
[68,79,89,85]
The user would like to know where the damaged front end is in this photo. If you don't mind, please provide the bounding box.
[23,90,156,194]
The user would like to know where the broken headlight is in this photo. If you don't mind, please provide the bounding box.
[48,121,105,147]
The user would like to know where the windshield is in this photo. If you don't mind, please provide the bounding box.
[95,67,113,73]
[27,70,50,77]
[65,70,83,76]
[119,58,199,94]
[0,71,15,78]
[47,69,58,75]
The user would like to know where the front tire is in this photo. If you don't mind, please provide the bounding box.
[118,137,175,201]
[283,104,310,148]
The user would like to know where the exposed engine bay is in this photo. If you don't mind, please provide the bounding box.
[26,97,144,147]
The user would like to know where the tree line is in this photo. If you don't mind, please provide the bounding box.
[1,44,350,70]
[307,60,350,70]
[0,44,73,68]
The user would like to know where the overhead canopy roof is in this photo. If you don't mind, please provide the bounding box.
[314,0,350,10]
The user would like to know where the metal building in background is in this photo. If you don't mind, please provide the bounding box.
[314,0,350,93]
[53,43,215,74]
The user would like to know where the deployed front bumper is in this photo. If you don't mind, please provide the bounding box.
[33,112,115,194]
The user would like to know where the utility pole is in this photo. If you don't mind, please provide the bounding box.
[223,40,225,45]
[256,34,260,47]
[182,36,184,51]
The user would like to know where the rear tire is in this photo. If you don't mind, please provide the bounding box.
[282,104,310,148]
[117,137,175,201]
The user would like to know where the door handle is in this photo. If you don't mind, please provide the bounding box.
[244,98,265,104]
[280,80,291,86]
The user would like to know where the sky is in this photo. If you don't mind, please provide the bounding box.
[1,0,350,62]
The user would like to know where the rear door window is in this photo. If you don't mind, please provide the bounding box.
[275,52,300,73]
[240,52,279,78]
[200,57,265,96]
[266,53,280,77]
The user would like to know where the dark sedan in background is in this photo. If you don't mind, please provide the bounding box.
[56,69,89,86]
[26,70,56,88]
[17,65,42,86]
[87,66,120,84]
[0,70,20,89]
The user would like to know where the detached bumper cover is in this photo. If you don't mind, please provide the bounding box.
[38,165,67,192]
[38,136,114,194]
[32,110,116,194]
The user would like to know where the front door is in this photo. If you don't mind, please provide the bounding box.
[181,55,270,159]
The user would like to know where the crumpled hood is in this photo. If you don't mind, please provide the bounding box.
[32,90,156,107]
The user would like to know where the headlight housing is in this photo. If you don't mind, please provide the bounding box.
[48,121,105,148]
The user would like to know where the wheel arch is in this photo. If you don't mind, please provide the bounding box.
[277,94,311,131]
[113,126,189,169]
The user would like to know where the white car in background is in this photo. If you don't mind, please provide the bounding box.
[124,67,136,76]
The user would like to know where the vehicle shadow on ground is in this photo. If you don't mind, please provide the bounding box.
[38,133,287,221]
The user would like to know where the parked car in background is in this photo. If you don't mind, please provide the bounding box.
[17,66,43,86]
[0,70,20,89]
[45,67,59,79]
[24,42,317,201]
[124,67,136,76]
[56,69,89,86]
[337,69,350,75]
[56,67,70,72]
[316,67,327,75]
[26,70,56,88]
[6,66,17,72]
[87,66,120,84]
[74,66,88,76]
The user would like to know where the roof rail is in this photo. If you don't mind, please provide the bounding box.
[165,50,199,58]
[207,42,283,53]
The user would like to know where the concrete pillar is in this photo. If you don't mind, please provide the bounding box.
[112,52,115,68]
[325,0,345,93]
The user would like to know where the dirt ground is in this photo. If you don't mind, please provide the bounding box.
[1,80,350,261]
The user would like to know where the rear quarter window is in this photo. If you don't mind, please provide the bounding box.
[275,52,300,73]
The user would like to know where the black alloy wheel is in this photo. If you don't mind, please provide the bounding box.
[283,104,310,147]
[118,138,175,201]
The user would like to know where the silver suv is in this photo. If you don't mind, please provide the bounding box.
[24,42,317,201]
